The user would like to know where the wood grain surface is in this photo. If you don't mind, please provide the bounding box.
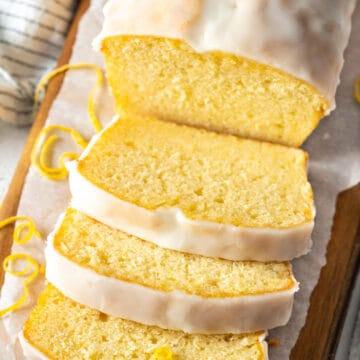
[0,0,359,358]
[291,183,360,359]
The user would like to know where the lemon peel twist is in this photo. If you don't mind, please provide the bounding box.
[0,216,41,245]
[34,63,104,133]
[31,124,88,180]
[151,346,173,360]
[0,217,44,317]
[355,76,360,104]
[0,254,45,317]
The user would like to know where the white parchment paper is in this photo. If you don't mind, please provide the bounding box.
[0,1,359,358]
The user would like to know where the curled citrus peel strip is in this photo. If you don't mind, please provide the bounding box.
[0,254,45,317]
[151,346,173,360]
[355,76,360,104]
[0,217,43,317]
[32,63,104,180]
[34,63,104,133]
[0,216,41,245]
[31,124,88,180]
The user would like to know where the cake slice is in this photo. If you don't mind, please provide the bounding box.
[95,0,355,146]
[20,284,268,359]
[45,208,298,334]
[69,114,314,261]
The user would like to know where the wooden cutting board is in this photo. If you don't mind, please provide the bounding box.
[0,1,359,359]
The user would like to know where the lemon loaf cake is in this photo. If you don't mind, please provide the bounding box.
[95,0,355,146]
[69,114,315,262]
[45,208,298,334]
[20,284,268,360]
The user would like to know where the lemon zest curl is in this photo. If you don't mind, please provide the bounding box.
[0,217,43,317]
[34,63,104,133]
[31,124,88,180]
[0,216,41,245]
[0,254,45,317]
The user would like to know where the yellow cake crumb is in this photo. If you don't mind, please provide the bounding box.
[78,114,314,230]
[54,208,295,298]
[102,36,328,147]
[23,284,267,359]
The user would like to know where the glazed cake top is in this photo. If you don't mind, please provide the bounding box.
[95,0,356,109]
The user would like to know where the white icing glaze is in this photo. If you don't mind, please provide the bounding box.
[45,227,298,334]
[68,159,314,262]
[19,332,49,360]
[95,0,356,109]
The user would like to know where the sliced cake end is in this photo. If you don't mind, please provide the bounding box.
[70,114,314,261]
[21,284,268,360]
[45,208,298,334]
